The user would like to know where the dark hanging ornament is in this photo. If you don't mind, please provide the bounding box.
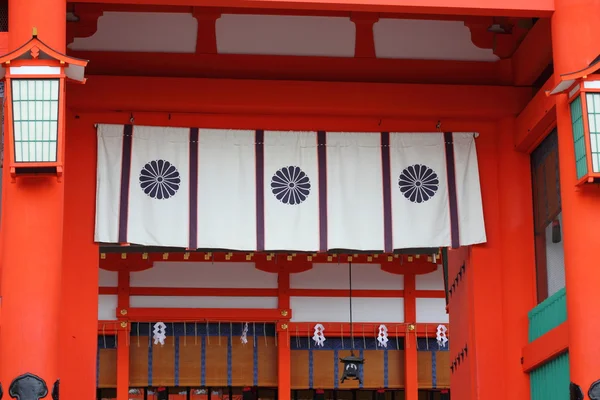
[9,373,48,400]
[376,389,386,400]
[340,352,365,383]
[570,382,584,400]
[340,261,365,384]
[552,218,562,243]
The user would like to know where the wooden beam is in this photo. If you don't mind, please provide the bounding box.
[515,75,556,152]
[512,18,552,86]
[124,307,291,321]
[286,322,443,337]
[66,51,514,86]
[522,322,569,372]
[68,75,531,119]
[69,0,554,17]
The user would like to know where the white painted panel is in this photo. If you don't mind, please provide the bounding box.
[69,12,197,53]
[10,66,61,75]
[569,84,581,98]
[216,14,355,57]
[415,266,444,290]
[290,297,404,322]
[130,296,278,309]
[130,262,277,288]
[99,269,118,287]
[374,19,498,62]
[291,263,403,290]
[99,295,118,320]
[584,81,600,89]
[415,298,448,323]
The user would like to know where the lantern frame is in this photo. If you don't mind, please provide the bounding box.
[548,57,600,185]
[0,32,87,179]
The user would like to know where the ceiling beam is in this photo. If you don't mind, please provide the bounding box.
[70,0,553,17]
[67,75,531,121]
[67,51,514,86]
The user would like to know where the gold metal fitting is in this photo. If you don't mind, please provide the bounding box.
[121,253,127,259]
[281,324,288,330]
[281,310,289,317]
[120,321,128,328]
[120,309,128,316]
[408,324,416,331]
[162,252,169,260]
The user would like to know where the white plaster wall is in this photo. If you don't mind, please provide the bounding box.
[130,262,277,288]
[99,295,118,320]
[129,296,278,309]
[415,265,444,290]
[545,212,566,296]
[290,297,404,322]
[374,19,499,61]
[70,12,197,53]
[216,14,356,57]
[99,268,118,287]
[290,263,404,290]
[415,298,448,323]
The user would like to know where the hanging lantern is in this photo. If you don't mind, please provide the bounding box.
[0,28,88,179]
[548,57,600,184]
[340,352,365,383]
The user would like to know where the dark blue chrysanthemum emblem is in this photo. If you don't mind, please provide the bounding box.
[139,160,181,200]
[398,164,439,203]
[271,166,311,205]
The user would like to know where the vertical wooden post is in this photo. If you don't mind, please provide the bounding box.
[278,268,292,400]
[59,114,101,400]
[552,0,600,393]
[404,274,418,400]
[117,326,131,400]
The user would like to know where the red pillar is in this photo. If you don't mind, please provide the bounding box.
[278,270,291,400]
[59,113,100,400]
[497,117,536,398]
[552,0,600,394]
[403,274,418,400]
[117,327,130,400]
[0,0,66,393]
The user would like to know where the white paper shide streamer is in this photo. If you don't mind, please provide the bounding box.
[241,322,249,344]
[313,324,326,347]
[436,324,448,348]
[153,322,167,346]
[377,324,389,348]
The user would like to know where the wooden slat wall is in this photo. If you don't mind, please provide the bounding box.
[313,351,335,389]
[417,352,433,388]
[98,349,117,388]
[178,338,202,387]
[258,337,277,387]
[363,350,384,389]
[291,351,309,389]
[204,339,228,387]
[435,351,450,389]
[231,337,254,387]
[387,350,405,389]
[130,337,150,387]
[153,337,175,386]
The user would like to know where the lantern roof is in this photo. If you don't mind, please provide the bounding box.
[0,32,88,83]
[547,55,600,96]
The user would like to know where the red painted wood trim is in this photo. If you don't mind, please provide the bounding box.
[278,271,291,309]
[125,307,291,322]
[116,329,130,400]
[98,321,121,334]
[99,286,445,298]
[68,76,531,119]
[71,0,555,18]
[192,8,221,54]
[67,51,514,86]
[522,322,569,373]
[515,75,557,152]
[404,274,418,400]
[351,12,378,58]
[117,270,130,318]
